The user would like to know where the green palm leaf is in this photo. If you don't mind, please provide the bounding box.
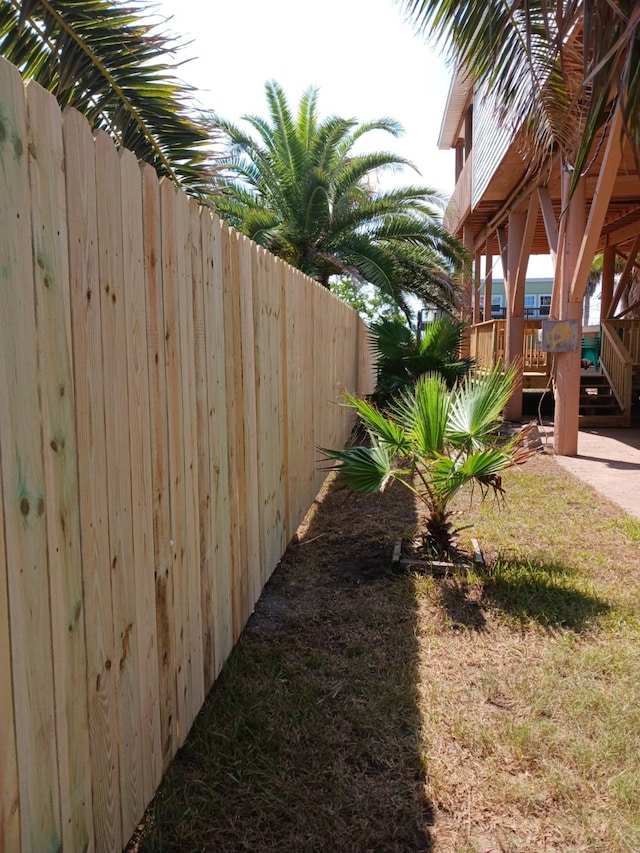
[212,79,468,313]
[446,362,516,450]
[322,444,400,494]
[0,0,217,197]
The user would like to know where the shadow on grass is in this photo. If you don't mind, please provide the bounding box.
[480,556,611,631]
[131,477,433,852]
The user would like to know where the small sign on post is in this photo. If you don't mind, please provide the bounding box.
[539,319,579,352]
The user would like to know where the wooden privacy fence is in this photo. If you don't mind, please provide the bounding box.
[0,58,373,853]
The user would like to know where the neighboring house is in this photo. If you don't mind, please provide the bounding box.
[438,67,640,452]
[481,278,553,321]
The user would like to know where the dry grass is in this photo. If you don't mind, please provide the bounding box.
[129,453,640,853]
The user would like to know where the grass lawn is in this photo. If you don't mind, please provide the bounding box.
[129,452,640,853]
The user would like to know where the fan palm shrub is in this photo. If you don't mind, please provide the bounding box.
[370,315,473,407]
[324,363,533,558]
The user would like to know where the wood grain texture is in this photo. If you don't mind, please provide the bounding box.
[175,191,204,734]
[238,235,260,615]
[26,80,93,853]
[221,227,246,642]
[0,57,61,853]
[95,130,144,845]
[120,148,162,805]
[142,167,177,774]
[203,214,233,679]
[63,106,119,853]
[0,471,20,853]
[159,179,187,753]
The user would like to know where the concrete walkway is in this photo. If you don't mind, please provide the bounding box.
[537,423,640,519]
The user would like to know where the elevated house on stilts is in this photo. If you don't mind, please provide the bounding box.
[439,62,640,455]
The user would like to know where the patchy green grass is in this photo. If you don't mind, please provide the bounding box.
[129,453,640,853]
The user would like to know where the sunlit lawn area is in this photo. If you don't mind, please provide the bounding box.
[130,452,640,853]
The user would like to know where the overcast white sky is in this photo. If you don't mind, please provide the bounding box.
[157,0,456,196]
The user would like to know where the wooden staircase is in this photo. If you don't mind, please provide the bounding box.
[579,372,628,427]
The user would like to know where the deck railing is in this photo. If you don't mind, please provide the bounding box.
[470,319,550,376]
[600,320,635,417]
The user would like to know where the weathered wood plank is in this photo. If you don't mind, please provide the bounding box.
[26,80,93,853]
[203,214,233,679]
[238,234,260,613]
[142,166,177,773]
[191,203,215,688]
[0,473,20,853]
[63,107,119,853]
[160,179,188,746]
[0,56,61,853]
[94,130,144,844]
[175,190,204,736]
[221,227,246,641]
[253,249,286,582]
[120,148,162,806]
[285,268,316,535]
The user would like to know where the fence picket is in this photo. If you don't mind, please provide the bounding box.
[175,191,204,730]
[0,58,60,853]
[26,79,93,853]
[203,214,233,678]
[63,106,119,853]
[238,235,261,614]
[142,165,177,773]
[0,473,19,853]
[120,148,162,805]
[95,130,144,845]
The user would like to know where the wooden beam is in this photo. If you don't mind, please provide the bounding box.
[473,250,482,324]
[607,233,640,315]
[602,216,640,248]
[570,104,624,302]
[496,225,508,280]
[510,191,540,314]
[615,296,640,318]
[600,245,616,321]
[484,234,493,321]
[537,185,559,270]
[554,168,586,457]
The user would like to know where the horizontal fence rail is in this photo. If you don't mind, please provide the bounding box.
[0,58,373,853]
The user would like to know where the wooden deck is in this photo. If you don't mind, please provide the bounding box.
[470,318,640,426]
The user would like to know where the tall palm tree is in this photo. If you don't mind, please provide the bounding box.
[398,0,640,189]
[0,0,217,198]
[213,80,468,317]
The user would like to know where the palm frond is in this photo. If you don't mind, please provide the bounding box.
[321,444,400,494]
[0,0,217,197]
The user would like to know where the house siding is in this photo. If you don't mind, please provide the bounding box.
[472,86,514,207]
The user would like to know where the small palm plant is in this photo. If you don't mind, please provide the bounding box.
[324,363,533,558]
[370,316,474,407]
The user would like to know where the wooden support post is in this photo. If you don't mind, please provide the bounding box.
[537,185,559,271]
[570,105,623,303]
[504,209,527,421]
[497,226,508,279]
[554,169,586,457]
[461,223,474,357]
[473,250,482,325]
[484,234,493,322]
[601,245,616,320]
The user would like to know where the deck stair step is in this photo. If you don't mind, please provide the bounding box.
[579,372,627,426]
